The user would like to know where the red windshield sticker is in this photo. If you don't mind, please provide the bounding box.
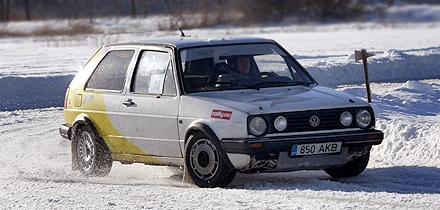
[211,110,232,120]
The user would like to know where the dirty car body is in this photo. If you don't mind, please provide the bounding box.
[59,36,383,188]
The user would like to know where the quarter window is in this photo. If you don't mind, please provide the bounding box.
[86,50,134,91]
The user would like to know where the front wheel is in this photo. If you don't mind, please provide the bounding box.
[185,132,235,188]
[72,125,112,177]
[324,147,370,178]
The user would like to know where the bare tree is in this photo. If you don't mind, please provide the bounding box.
[23,0,30,20]
[5,0,9,21]
[168,0,184,20]
[83,0,94,23]
[306,0,366,22]
[198,0,209,26]
[130,0,136,18]
[215,0,225,24]
[14,0,31,20]
[141,0,149,18]
[387,0,394,7]
[0,0,4,21]
[237,0,291,24]
[54,0,81,23]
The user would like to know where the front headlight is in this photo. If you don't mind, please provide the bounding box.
[356,109,371,128]
[248,116,267,136]
[340,111,353,127]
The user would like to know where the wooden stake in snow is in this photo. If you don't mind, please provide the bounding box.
[355,49,375,103]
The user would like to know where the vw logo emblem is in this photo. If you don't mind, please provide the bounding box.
[309,115,320,127]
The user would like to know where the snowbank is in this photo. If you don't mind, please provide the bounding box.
[338,80,440,169]
[308,48,440,87]
[1,26,439,110]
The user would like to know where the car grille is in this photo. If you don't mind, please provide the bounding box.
[265,107,374,134]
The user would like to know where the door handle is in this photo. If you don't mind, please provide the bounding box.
[122,98,135,106]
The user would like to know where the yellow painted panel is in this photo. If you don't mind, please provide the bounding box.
[63,46,151,161]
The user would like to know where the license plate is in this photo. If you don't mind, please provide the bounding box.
[291,142,342,157]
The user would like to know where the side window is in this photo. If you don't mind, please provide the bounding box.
[86,50,134,91]
[132,51,176,95]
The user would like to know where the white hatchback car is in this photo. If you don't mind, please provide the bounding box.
[59,36,383,188]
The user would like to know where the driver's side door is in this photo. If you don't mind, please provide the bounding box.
[118,48,181,157]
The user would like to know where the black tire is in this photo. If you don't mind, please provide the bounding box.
[324,149,370,178]
[185,132,236,188]
[72,125,112,177]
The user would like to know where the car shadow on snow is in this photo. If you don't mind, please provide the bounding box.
[228,166,440,194]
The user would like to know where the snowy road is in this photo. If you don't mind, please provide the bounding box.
[0,106,439,209]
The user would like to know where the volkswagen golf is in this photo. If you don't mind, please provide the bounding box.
[59,36,383,188]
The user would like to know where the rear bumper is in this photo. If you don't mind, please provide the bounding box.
[59,123,72,140]
[221,129,383,155]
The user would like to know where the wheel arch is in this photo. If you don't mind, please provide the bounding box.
[71,114,109,149]
[72,114,97,134]
[184,122,235,170]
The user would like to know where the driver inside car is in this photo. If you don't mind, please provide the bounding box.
[231,56,251,78]
[217,56,255,82]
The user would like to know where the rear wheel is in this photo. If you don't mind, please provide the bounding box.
[324,147,370,178]
[72,125,112,177]
[185,132,235,188]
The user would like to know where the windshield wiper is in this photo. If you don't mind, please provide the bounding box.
[194,81,237,88]
[295,81,310,86]
[244,81,309,90]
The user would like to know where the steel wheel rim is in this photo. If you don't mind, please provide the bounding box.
[76,131,95,172]
[189,139,219,179]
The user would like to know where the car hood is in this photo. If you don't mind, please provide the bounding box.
[190,85,369,114]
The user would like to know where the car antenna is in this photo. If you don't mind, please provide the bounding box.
[163,0,186,37]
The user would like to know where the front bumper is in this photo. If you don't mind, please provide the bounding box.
[221,129,383,155]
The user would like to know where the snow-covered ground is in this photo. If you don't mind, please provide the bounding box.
[1,2,440,209]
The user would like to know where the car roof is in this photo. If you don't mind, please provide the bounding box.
[110,36,277,49]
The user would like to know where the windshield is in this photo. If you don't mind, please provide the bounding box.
[180,43,315,93]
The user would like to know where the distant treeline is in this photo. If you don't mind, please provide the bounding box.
[0,0,398,25]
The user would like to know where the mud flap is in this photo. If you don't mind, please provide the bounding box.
[71,131,79,171]
[182,164,194,185]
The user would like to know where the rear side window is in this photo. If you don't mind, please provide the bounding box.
[86,50,135,91]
